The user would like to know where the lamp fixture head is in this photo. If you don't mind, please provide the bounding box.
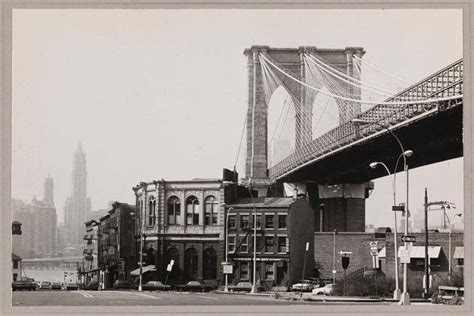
[369,162,379,169]
[404,150,414,157]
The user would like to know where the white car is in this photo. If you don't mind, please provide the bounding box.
[291,280,317,292]
[312,284,336,296]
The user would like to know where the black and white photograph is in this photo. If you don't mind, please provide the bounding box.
[3,3,471,314]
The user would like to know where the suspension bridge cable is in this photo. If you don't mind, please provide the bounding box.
[352,54,411,85]
[260,53,462,106]
[234,113,247,171]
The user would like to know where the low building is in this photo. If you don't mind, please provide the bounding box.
[12,253,22,281]
[82,219,100,288]
[132,178,225,287]
[225,196,314,291]
[97,202,135,289]
[12,221,23,281]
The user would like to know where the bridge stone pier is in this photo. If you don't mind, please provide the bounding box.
[242,45,369,233]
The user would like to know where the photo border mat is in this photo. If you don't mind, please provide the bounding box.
[1,0,472,315]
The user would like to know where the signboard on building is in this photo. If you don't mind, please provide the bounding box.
[369,241,378,256]
[401,235,416,243]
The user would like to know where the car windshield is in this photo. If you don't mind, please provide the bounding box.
[187,281,201,286]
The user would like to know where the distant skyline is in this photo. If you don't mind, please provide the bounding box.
[12,9,463,228]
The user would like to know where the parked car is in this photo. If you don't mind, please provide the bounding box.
[141,281,171,292]
[39,281,52,290]
[227,281,264,293]
[312,283,336,296]
[86,280,99,290]
[65,283,78,291]
[113,279,131,290]
[174,281,215,292]
[51,282,62,290]
[12,277,37,291]
[291,279,321,292]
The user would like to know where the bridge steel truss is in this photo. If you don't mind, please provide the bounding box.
[269,59,463,182]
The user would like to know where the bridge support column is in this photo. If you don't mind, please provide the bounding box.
[308,182,373,232]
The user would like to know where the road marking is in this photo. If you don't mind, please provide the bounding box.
[131,292,161,299]
[194,294,218,300]
[75,291,93,298]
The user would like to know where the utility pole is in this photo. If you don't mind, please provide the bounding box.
[423,188,429,298]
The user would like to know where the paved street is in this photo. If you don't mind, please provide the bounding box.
[12,290,399,306]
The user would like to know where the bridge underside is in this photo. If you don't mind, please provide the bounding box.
[277,105,463,184]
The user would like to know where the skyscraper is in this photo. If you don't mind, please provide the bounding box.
[64,142,91,245]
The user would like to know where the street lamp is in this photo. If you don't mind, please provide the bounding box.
[353,118,412,304]
[132,186,145,292]
[222,180,258,294]
[445,212,462,280]
[223,206,234,292]
[369,149,413,300]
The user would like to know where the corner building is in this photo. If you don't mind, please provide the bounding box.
[133,179,225,286]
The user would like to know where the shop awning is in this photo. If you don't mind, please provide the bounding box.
[397,246,441,258]
[130,265,156,276]
[453,247,464,259]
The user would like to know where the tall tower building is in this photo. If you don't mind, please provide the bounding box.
[65,142,91,245]
[44,175,54,207]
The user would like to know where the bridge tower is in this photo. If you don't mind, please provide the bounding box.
[243,45,365,196]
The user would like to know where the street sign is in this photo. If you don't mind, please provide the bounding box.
[338,251,352,256]
[170,260,175,266]
[401,235,416,243]
[342,256,350,270]
[400,249,410,264]
[392,205,405,211]
[223,264,233,274]
[166,264,173,272]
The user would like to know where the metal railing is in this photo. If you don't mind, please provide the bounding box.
[269,59,463,181]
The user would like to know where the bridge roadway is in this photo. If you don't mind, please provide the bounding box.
[271,59,463,184]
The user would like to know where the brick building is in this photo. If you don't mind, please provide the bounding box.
[314,230,464,291]
[225,196,314,291]
[97,202,135,289]
[133,179,225,286]
[82,219,100,288]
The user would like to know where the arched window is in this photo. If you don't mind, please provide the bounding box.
[186,196,200,225]
[204,196,219,226]
[167,196,181,225]
[148,196,156,226]
[184,247,198,281]
[203,248,217,280]
[166,248,180,283]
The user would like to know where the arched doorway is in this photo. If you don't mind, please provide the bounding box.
[184,248,198,281]
[166,248,180,284]
[203,248,217,280]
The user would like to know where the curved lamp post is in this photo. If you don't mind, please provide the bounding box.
[369,148,413,300]
[352,118,412,304]
[445,212,462,280]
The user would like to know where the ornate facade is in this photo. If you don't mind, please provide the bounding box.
[133,179,225,286]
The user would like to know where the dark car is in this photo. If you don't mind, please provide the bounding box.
[174,281,215,293]
[141,281,171,292]
[12,277,37,291]
[113,279,131,290]
[86,280,99,290]
[51,282,62,290]
[65,283,79,290]
[227,281,263,293]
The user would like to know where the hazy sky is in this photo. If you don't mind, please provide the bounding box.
[12,9,463,228]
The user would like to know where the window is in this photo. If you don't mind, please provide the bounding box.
[148,196,156,226]
[186,196,200,225]
[278,215,287,229]
[167,196,181,225]
[13,260,18,269]
[256,236,262,253]
[255,215,262,229]
[265,214,274,229]
[240,236,248,253]
[457,258,464,266]
[278,237,287,253]
[240,262,249,280]
[265,263,274,280]
[204,196,218,226]
[240,215,249,229]
[228,236,236,253]
[228,215,236,229]
[265,236,274,253]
